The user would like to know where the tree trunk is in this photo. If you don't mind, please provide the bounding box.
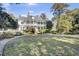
[57,11,61,33]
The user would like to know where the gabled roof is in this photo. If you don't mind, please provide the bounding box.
[18,14,48,22]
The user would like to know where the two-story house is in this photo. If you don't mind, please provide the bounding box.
[18,12,48,33]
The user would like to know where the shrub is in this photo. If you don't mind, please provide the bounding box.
[51,31,58,34]
[39,29,50,34]
[64,31,79,35]
[15,31,24,36]
[0,32,3,40]
[1,32,15,39]
[23,29,29,33]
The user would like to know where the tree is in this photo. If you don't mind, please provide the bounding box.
[51,3,69,16]
[58,14,72,33]
[0,4,18,30]
[73,13,79,33]
[74,13,79,24]
[46,20,53,32]
[51,3,69,33]
[0,4,7,29]
[66,9,79,33]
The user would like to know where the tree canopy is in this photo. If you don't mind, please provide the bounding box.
[51,3,69,16]
[46,20,53,31]
[51,3,79,34]
[0,4,18,30]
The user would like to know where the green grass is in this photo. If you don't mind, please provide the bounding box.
[3,36,79,56]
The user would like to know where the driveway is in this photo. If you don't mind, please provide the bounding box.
[0,36,21,56]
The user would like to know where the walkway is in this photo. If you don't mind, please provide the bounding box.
[0,36,21,56]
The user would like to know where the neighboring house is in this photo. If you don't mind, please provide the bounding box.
[18,12,48,33]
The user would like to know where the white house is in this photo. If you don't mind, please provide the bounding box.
[18,12,48,33]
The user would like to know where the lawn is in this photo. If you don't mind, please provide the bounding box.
[3,35,79,56]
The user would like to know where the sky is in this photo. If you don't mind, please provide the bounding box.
[2,3,79,20]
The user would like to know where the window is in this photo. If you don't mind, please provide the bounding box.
[21,21,24,24]
[26,21,28,23]
[38,27,40,29]
[31,21,33,24]
[38,22,40,24]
